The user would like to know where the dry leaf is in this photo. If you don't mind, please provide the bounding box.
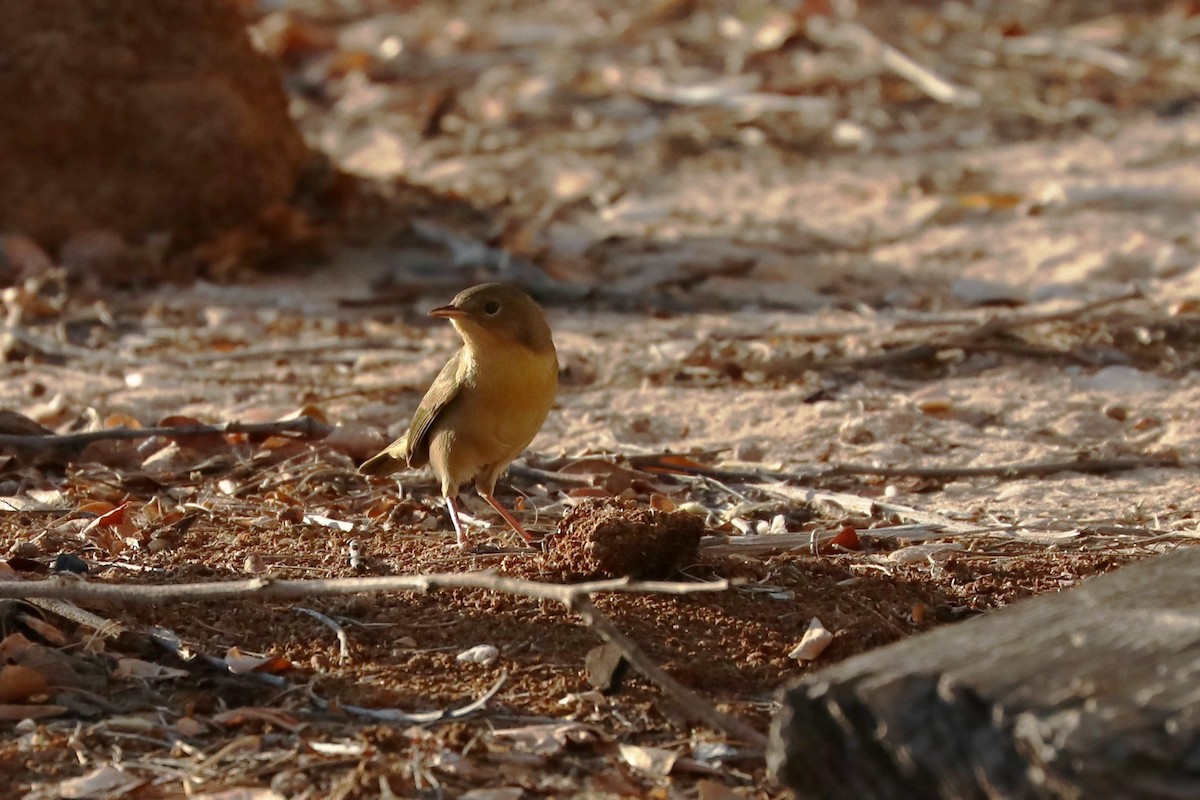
[788,618,834,662]
[13,642,92,688]
[0,703,66,720]
[957,192,1023,210]
[89,502,132,529]
[887,542,962,564]
[159,415,228,452]
[175,716,207,737]
[0,409,54,436]
[641,454,712,475]
[0,664,48,703]
[58,765,143,799]
[460,789,524,800]
[827,525,862,551]
[102,413,142,429]
[283,404,328,425]
[302,513,354,532]
[917,396,953,414]
[566,486,611,499]
[1,495,66,514]
[1170,298,1200,315]
[0,633,33,662]
[81,501,138,547]
[618,743,678,775]
[365,497,398,520]
[158,415,204,427]
[18,614,68,645]
[456,644,499,666]
[76,500,117,517]
[113,658,189,681]
[224,647,292,675]
[649,492,675,511]
[1,234,55,280]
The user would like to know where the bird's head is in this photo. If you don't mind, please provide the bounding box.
[429,283,555,355]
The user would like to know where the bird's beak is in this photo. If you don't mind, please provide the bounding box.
[429,304,467,320]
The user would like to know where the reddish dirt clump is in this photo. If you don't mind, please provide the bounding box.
[548,497,704,579]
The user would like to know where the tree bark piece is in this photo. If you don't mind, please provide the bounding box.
[770,547,1200,799]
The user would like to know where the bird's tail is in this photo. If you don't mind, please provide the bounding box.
[358,449,406,477]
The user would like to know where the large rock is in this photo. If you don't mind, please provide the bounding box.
[0,0,308,248]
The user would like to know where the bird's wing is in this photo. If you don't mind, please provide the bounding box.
[404,348,467,469]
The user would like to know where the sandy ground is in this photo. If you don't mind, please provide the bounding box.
[2,1,1200,797]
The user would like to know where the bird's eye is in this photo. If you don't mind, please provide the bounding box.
[483,301,501,315]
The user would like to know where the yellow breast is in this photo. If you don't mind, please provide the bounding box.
[459,339,557,453]
[429,340,557,493]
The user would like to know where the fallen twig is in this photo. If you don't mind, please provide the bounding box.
[1002,34,1144,81]
[0,573,752,743]
[27,597,125,639]
[757,484,981,535]
[586,447,1184,487]
[810,19,980,107]
[570,595,768,749]
[700,523,951,557]
[165,337,401,366]
[0,573,727,604]
[763,287,1147,376]
[819,455,1182,480]
[307,671,509,724]
[0,416,332,456]
[297,607,352,664]
[507,462,597,487]
[953,286,1144,342]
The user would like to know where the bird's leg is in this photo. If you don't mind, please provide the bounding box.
[481,492,537,544]
[444,495,470,550]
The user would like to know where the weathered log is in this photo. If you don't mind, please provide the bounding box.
[770,547,1200,799]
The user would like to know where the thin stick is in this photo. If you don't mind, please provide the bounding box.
[819,455,1181,480]
[307,671,509,724]
[757,484,981,535]
[0,417,332,455]
[507,462,596,487]
[955,286,1144,341]
[296,607,352,664]
[606,451,1182,486]
[0,573,728,604]
[570,596,768,748]
[763,287,1147,379]
[165,338,401,365]
[27,598,125,639]
[813,21,980,107]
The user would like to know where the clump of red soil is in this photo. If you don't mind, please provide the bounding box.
[547,497,704,579]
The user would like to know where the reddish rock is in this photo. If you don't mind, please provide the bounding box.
[0,0,309,249]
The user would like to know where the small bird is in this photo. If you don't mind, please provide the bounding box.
[359,283,558,549]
